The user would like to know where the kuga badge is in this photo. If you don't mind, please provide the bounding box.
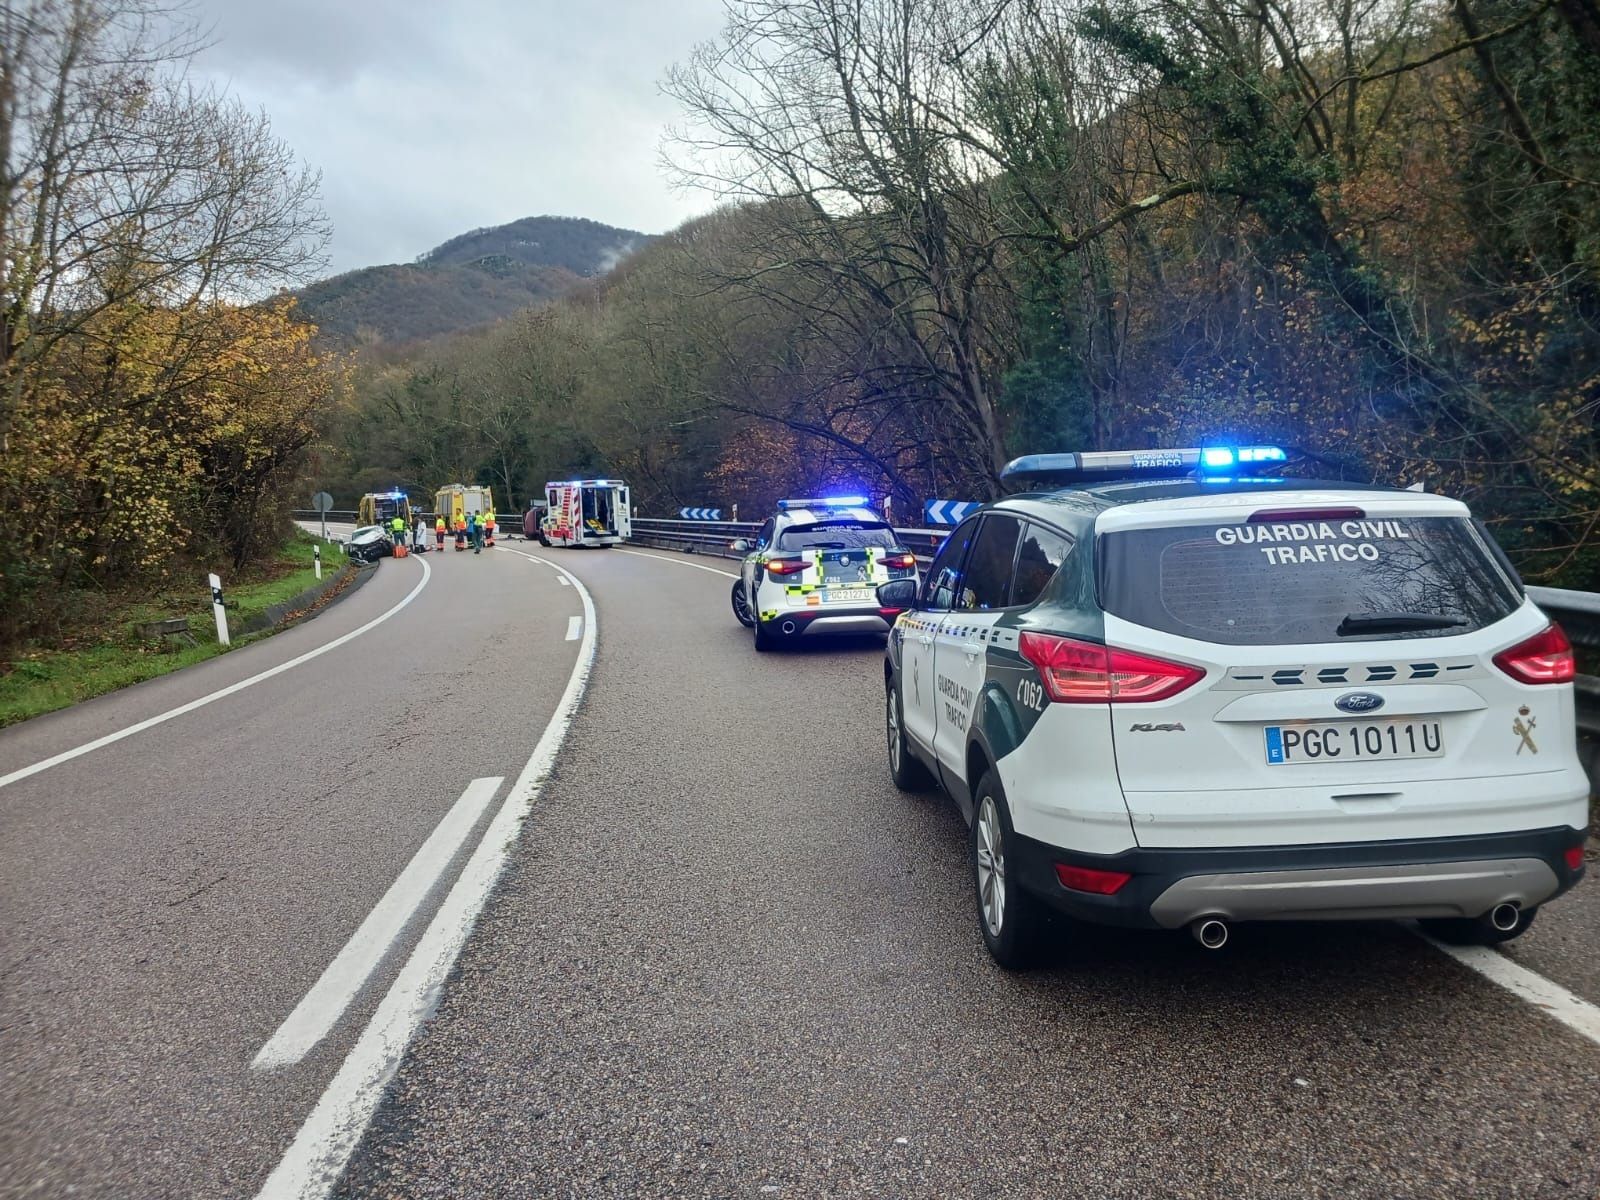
[1335,691,1384,714]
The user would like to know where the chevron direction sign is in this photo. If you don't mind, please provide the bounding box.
[679,507,723,520]
[923,499,981,526]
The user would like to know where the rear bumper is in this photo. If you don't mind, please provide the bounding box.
[760,609,894,637]
[1009,826,1587,929]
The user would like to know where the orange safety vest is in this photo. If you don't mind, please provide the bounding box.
[435,516,445,532]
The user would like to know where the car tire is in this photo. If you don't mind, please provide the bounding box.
[971,770,1043,970]
[1420,905,1538,946]
[886,679,934,792]
[731,580,756,628]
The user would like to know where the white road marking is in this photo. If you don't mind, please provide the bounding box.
[250,776,504,1070]
[557,576,570,586]
[256,548,596,1200]
[0,557,432,792]
[565,615,582,641]
[614,546,739,579]
[1422,934,1600,1048]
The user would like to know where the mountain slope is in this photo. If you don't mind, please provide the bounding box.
[296,216,649,346]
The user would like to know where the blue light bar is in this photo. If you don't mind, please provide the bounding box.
[1002,445,1288,485]
[777,496,869,511]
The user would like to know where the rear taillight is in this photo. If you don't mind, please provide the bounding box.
[765,558,808,577]
[883,553,917,569]
[1493,623,1575,684]
[1055,863,1133,894]
[1018,631,1204,703]
[1564,845,1585,872]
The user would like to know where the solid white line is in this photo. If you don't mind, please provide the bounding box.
[614,546,739,579]
[0,557,432,792]
[565,615,582,641]
[256,548,596,1200]
[1422,934,1600,1048]
[250,776,504,1070]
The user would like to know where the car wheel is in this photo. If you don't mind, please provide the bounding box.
[731,580,755,628]
[971,770,1042,970]
[886,679,933,791]
[1420,905,1538,946]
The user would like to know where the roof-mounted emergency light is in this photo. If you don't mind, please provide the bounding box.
[1001,445,1287,485]
[777,495,869,511]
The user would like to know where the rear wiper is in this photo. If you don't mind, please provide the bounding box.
[1336,611,1468,636]
[809,542,848,549]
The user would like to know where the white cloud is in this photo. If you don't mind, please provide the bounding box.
[188,0,728,275]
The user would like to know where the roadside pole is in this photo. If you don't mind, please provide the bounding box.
[314,544,322,580]
[209,573,230,646]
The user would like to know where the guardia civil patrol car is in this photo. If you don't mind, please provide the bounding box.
[730,497,919,651]
[876,446,1589,967]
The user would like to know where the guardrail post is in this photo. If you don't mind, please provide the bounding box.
[209,572,230,646]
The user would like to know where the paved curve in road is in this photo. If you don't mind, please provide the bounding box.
[334,545,1598,1200]
[4,539,1599,1198]
[0,544,582,1199]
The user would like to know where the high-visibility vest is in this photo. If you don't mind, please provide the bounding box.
[485,511,496,528]
[435,516,445,532]
[390,517,404,533]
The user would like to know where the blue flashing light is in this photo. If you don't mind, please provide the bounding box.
[1201,447,1235,469]
[778,495,869,511]
[820,495,868,507]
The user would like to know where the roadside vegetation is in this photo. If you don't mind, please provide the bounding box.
[0,532,345,728]
[0,0,341,658]
[328,0,1600,586]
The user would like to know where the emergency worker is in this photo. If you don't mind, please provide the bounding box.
[484,510,496,548]
[455,516,467,551]
[470,512,484,554]
[435,514,446,551]
[389,514,405,547]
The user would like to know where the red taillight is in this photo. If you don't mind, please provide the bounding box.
[883,553,917,569]
[1055,863,1133,894]
[1564,845,1585,872]
[1493,623,1575,684]
[1019,631,1204,703]
[765,558,808,577]
[880,607,905,617]
[1249,507,1365,522]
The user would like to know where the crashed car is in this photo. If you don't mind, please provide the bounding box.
[344,524,394,564]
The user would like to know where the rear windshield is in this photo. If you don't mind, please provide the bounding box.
[1099,515,1521,644]
[777,521,900,552]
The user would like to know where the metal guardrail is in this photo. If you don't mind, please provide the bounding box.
[628,517,949,563]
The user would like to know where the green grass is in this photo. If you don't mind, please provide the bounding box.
[0,531,348,729]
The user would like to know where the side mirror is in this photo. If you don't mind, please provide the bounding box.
[731,539,752,553]
[877,578,919,610]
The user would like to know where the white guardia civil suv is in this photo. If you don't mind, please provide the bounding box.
[877,446,1590,967]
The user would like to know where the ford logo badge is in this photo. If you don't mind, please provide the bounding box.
[1335,691,1385,714]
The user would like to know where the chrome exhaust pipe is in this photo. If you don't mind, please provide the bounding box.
[1488,902,1521,932]
[1191,917,1230,950]
[781,620,797,635]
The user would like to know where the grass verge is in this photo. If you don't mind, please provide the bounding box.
[0,531,348,729]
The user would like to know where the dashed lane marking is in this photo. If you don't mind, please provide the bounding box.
[250,776,504,1070]
[0,556,432,792]
[256,548,595,1200]
[566,615,582,641]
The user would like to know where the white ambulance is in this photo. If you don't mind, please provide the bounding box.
[544,479,631,548]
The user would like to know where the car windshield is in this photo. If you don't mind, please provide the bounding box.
[776,521,900,552]
[1099,514,1521,644]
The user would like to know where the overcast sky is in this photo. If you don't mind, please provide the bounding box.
[189,0,729,279]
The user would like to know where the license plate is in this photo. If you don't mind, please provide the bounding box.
[824,587,874,604]
[1264,720,1444,765]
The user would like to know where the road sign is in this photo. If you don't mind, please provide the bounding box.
[312,491,333,513]
[923,499,981,526]
[679,507,723,521]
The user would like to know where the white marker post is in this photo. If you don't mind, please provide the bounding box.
[314,544,322,580]
[209,573,230,646]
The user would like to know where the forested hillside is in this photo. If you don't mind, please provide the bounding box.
[330,0,1600,585]
[295,217,648,346]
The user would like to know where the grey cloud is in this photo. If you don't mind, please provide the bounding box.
[190,0,728,275]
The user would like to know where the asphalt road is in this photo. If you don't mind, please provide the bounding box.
[0,542,582,1198]
[3,539,1598,1199]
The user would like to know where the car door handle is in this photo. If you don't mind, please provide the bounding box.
[963,642,983,660]
[918,634,934,646]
